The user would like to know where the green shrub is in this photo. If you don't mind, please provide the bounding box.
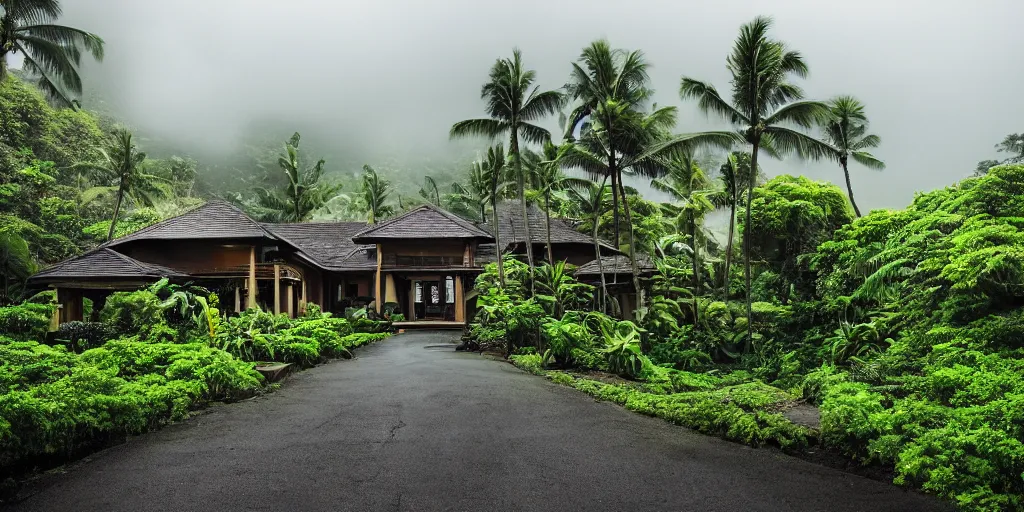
[0,339,262,473]
[352,317,388,333]
[509,353,545,375]
[337,332,389,349]
[99,290,166,339]
[0,303,52,341]
[52,321,114,353]
[551,374,812,450]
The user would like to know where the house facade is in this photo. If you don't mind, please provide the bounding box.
[30,200,628,328]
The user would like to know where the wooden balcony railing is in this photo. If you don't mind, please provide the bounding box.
[382,255,464,268]
[190,263,302,280]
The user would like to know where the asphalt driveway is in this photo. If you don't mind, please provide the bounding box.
[8,331,948,512]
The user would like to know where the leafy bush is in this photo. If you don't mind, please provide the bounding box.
[0,338,262,474]
[338,332,389,349]
[0,303,51,341]
[509,353,545,375]
[52,321,114,353]
[352,317,388,333]
[99,290,167,339]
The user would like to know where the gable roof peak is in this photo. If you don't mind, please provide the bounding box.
[103,200,276,247]
[351,203,493,243]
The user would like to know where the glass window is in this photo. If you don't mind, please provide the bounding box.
[445,276,455,304]
[414,282,422,303]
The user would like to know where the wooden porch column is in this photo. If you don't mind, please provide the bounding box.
[286,283,294,318]
[49,287,61,331]
[455,275,465,322]
[234,287,242,313]
[273,264,281,315]
[247,246,257,310]
[384,274,398,305]
[59,288,83,323]
[374,243,383,313]
[300,279,307,313]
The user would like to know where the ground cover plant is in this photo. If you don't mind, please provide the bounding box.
[0,281,388,488]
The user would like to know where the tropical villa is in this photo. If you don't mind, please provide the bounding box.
[30,200,646,327]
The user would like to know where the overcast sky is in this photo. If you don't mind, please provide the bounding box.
[60,0,1022,210]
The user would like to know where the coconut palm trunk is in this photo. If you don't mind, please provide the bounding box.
[544,189,554,264]
[841,158,862,217]
[723,197,736,300]
[592,177,611,315]
[691,216,700,327]
[492,194,506,288]
[743,146,759,352]
[106,180,126,241]
[615,177,645,321]
[510,134,536,294]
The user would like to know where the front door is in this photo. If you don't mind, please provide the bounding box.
[424,281,442,317]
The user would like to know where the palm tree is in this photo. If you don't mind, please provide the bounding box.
[680,16,832,349]
[448,162,491,223]
[820,96,885,217]
[0,0,104,107]
[709,152,764,301]
[418,175,442,206]
[450,49,565,289]
[0,227,35,304]
[536,141,589,264]
[254,132,342,222]
[78,128,165,241]
[651,152,714,325]
[566,177,614,315]
[484,144,512,288]
[564,41,736,314]
[360,165,394,224]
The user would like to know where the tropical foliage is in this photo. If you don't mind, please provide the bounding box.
[0,0,105,107]
[253,132,342,222]
[0,281,388,483]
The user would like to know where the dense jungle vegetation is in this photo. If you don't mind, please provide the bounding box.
[0,2,1022,509]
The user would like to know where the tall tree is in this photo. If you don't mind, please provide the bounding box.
[565,41,735,316]
[450,49,564,290]
[680,16,832,350]
[0,0,104,107]
[448,162,491,222]
[482,144,509,288]
[975,133,1024,175]
[78,128,165,241]
[566,177,613,315]
[360,165,394,224]
[254,132,341,222]
[418,175,442,206]
[651,152,714,325]
[710,152,761,300]
[820,96,885,217]
[535,141,589,264]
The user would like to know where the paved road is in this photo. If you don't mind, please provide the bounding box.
[9,331,948,512]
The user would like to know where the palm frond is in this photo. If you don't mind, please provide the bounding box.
[763,126,837,162]
[763,100,831,129]
[517,122,552,146]
[450,118,507,140]
[679,78,748,124]
[520,88,565,122]
[851,151,886,170]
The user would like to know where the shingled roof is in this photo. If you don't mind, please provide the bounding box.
[489,200,616,251]
[104,200,276,247]
[575,254,656,277]
[29,248,189,283]
[351,204,493,244]
[262,222,376,271]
